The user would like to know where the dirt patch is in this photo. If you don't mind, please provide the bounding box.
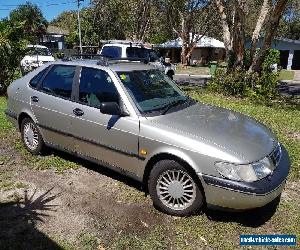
[286,131,300,140]
[1,131,299,249]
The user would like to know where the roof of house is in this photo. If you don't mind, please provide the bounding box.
[155,35,225,49]
[274,37,300,45]
[46,25,69,35]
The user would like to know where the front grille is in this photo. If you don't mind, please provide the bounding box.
[269,144,282,168]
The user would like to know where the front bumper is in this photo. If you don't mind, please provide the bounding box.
[200,145,290,210]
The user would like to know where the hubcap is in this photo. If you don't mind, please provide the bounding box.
[156,170,196,211]
[23,122,39,151]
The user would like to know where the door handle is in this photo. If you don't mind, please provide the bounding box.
[73,108,84,116]
[31,96,39,102]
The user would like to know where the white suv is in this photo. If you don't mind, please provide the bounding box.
[99,42,176,79]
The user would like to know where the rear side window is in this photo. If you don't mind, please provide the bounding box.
[126,47,149,59]
[79,67,119,108]
[41,65,76,99]
[29,68,48,88]
[100,46,122,58]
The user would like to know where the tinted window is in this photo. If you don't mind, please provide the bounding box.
[41,65,76,99]
[29,68,48,88]
[100,46,122,58]
[79,67,118,108]
[126,47,149,59]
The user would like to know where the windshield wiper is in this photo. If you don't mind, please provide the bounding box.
[161,98,189,115]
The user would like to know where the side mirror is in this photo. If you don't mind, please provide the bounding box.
[100,102,123,116]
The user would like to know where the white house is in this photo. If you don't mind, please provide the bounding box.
[154,36,226,64]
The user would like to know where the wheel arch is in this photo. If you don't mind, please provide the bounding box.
[18,111,35,131]
[142,151,204,193]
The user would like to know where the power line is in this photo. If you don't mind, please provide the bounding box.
[0,1,77,8]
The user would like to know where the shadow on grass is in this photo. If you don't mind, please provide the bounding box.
[205,195,280,227]
[0,188,62,250]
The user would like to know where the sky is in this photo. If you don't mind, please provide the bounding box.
[0,0,90,21]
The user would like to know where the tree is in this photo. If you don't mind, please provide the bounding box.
[214,0,288,72]
[9,1,48,43]
[158,0,218,65]
[277,0,300,40]
[249,0,288,71]
[0,19,28,94]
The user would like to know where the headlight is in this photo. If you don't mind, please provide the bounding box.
[215,157,274,182]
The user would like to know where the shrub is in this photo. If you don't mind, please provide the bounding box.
[208,49,280,100]
[0,20,28,95]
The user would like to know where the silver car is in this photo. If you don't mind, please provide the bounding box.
[5,59,290,216]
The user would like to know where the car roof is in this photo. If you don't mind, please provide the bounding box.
[50,59,156,72]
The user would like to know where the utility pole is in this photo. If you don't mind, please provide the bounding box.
[77,0,84,57]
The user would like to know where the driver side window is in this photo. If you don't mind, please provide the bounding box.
[79,67,119,108]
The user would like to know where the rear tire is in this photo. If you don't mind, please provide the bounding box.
[21,118,45,155]
[148,160,204,216]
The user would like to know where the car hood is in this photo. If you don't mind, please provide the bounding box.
[146,102,277,163]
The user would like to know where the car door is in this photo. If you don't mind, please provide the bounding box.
[30,64,77,151]
[70,67,141,176]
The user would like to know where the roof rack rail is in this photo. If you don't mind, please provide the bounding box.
[100,40,143,46]
[71,54,103,59]
[97,56,149,66]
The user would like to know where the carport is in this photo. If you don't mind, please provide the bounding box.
[246,37,300,70]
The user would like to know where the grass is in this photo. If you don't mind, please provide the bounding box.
[278,70,295,81]
[176,65,210,75]
[175,66,295,81]
[0,171,28,191]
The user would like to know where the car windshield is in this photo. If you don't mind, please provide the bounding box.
[117,70,188,113]
[27,47,52,56]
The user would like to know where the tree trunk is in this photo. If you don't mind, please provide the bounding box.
[215,0,232,64]
[250,0,288,72]
[248,0,271,68]
[232,2,245,67]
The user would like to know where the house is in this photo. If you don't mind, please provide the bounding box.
[245,37,300,70]
[154,36,226,64]
[41,25,69,50]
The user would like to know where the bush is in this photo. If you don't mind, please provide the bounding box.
[208,49,280,100]
[0,20,28,95]
[208,69,260,97]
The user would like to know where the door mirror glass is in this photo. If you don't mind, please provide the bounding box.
[100,102,122,116]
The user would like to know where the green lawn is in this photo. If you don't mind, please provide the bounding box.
[175,66,295,81]
[176,65,210,75]
[278,70,295,81]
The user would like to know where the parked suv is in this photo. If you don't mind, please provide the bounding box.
[99,41,176,79]
[6,59,290,216]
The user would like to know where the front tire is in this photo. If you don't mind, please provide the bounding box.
[21,118,45,155]
[148,160,204,216]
